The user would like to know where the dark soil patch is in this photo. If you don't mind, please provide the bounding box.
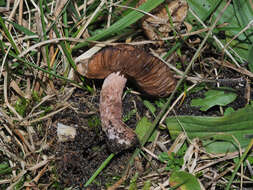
[49,89,147,189]
[176,65,248,116]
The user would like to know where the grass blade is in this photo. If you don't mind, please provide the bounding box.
[72,0,165,51]
[84,153,115,187]
[3,19,38,38]
[225,139,253,190]
[0,15,19,54]
[7,49,82,89]
[39,0,50,66]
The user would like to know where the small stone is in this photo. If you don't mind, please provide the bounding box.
[57,123,76,142]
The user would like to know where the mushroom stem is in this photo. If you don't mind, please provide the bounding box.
[100,72,138,153]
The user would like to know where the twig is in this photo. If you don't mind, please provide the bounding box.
[8,0,21,29]
[159,84,196,125]
[142,147,159,160]
[195,152,239,173]
[26,94,55,118]
[18,0,23,25]
[146,131,160,168]
[150,49,184,76]
[107,167,129,190]
[107,0,113,28]
[75,0,106,39]
[27,156,54,171]
[6,170,27,190]
[0,46,11,79]
[210,58,253,78]
[54,0,68,18]
[113,4,166,23]
[22,104,69,125]
[0,141,24,162]
[4,72,23,120]
[189,7,241,68]
[224,20,253,51]
[161,24,227,40]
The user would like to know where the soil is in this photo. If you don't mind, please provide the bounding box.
[50,88,148,189]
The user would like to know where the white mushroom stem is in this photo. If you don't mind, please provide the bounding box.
[99,72,138,153]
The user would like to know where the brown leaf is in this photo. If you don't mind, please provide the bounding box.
[138,0,188,41]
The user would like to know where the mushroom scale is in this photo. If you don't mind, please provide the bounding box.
[77,45,177,153]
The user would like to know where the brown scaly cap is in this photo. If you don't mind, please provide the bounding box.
[77,45,177,97]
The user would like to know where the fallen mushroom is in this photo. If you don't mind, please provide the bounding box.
[77,45,176,153]
[137,0,188,41]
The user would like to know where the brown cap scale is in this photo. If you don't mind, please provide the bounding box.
[77,45,177,153]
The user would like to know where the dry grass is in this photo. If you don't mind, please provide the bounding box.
[0,0,253,189]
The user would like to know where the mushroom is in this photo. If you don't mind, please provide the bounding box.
[136,0,188,42]
[77,45,176,153]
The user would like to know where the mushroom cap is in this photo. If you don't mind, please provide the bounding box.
[77,45,177,97]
